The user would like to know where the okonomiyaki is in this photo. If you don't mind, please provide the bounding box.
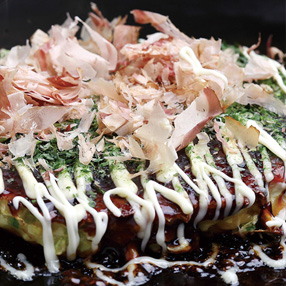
[0,5,286,285]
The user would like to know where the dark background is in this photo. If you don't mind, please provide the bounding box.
[0,0,285,54]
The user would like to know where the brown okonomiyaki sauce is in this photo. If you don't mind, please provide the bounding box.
[0,135,285,284]
[2,137,282,231]
[1,79,284,282]
[0,227,286,285]
[0,150,286,286]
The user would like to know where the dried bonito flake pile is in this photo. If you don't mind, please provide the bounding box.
[0,4,285,172]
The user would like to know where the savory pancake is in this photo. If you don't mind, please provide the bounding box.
[0,5,285,285]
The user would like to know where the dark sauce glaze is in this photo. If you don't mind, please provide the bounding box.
[0,136,285,284]
[1,136,283,248]
[2,169,26,198]
[2,134,277,229]
[0,228,285,286]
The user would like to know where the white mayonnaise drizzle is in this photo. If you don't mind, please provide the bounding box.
[156,165,177,183]
[186,143,210,224]
[0,168,4,194]
[77,196,108,252]
[14,162,38,199]
[57,170,79,200]
[247,120,286,180]
[96,269,126,286]
[202,162,255,205]
[151,181,193,215]
[145,180,193,251]
[185,131,256,221]
[13,183,59,273]
[199,133,233,217]
[103,187,155,251]
[12,163,109,266]
[247,120,286,163]
[188,138,222,221]
[146,171,194,250]
[110,162,138,194]
[46,172,109,260]
[156,165,193,214]
[260,146,274,183]
[86,244,219,285]
[253,209,286,268]
[177,223,188,244]
[6,116,286,280]
[180,46,228,88]
[104,162,193,252]
[177,139,256,222]
[126,263,137,286]
[108,161,156,251]
[106,162,156,245]
[220,135,247,213]
[219,267,239,285]
[268,182,286,223]
[238,141,264,189]
[0,253,34,281]
[167,223,190,252]
[141,180,167,252]
[48,174,82,260]
[246,117,286,269]
[74,164,108,252]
